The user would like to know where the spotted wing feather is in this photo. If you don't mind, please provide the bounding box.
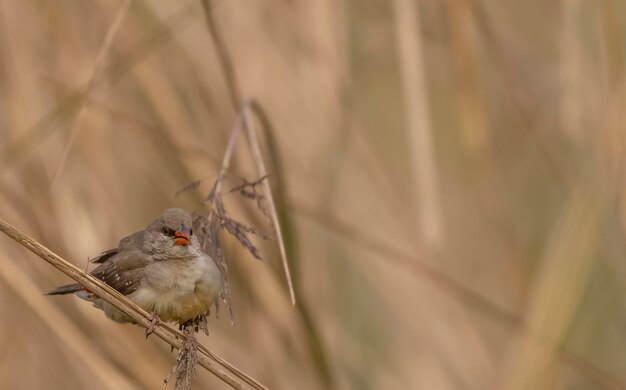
[90,250,152,295]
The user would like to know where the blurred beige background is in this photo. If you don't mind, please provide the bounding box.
[1,0,626,389]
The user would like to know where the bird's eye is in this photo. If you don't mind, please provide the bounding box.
[161,227,175,236]
[189,229,193,236]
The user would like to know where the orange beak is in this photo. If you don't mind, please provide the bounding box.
[174,227,191,246]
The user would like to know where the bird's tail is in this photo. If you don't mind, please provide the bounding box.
[46,283,95,301]
[46,283,83,296]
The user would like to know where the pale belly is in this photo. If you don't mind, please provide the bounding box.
[130,284,216,322]
[99,255,221,324]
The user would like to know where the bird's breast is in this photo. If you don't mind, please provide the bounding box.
[130,255,221,323]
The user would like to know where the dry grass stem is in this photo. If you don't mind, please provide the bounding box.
[199,0,241,109]
[201,103,296,306]
[0,218,268,390]
[447,0,489,150]
[559,0,585,138]
[392,0,445,249]
[0,256,136,390]
[242,102,296,305]
[503,180,611,389]
[51,0,132,186]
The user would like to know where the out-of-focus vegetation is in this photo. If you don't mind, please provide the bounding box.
[1,0,625,389]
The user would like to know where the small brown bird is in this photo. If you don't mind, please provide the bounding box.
[47,208,222,333]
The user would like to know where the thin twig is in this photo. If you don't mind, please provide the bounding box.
[0,218,268,390]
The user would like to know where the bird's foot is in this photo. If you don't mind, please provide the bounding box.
[145,311,161,338]
[197,313,209,335]
[179,313,209,335]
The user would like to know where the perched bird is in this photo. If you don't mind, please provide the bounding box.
[47,208,222,334]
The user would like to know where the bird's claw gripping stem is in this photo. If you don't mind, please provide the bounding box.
[145,311,160,338]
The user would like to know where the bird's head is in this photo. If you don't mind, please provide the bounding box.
[144,208,198,259]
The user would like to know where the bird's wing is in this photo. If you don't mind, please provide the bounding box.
[90,248,120,264]
[118,230,146,250]
[90,249,152,295]
[91,230,146,264]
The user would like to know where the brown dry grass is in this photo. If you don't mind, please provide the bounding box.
[1,0,626,389]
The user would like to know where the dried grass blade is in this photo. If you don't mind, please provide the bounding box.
[241,101,296,306]
[0,257,136,390]
[51,0,132,186]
